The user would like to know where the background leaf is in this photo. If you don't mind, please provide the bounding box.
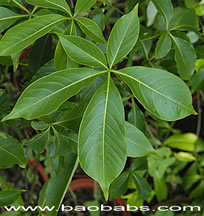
[0,190,23,207]
[0,131,26,169]
[151,0,173,29]
[39,153,78,216]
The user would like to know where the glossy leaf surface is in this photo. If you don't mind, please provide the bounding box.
[59,35,108,68]
[107,4,139,68]
[0,14,65,56]
[126,122,154,158]
[0,7,23,33]
[25,0,71,15]
[152,0,173,29]
[155,33,172,59]
[74,0,96,16]
[3,68,104,121]
[79,78,127,199]
[117,66,196,121]
[76,17,106,43]
[171,35,196,80]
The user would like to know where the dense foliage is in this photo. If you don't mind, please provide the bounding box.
[0,0,203,215]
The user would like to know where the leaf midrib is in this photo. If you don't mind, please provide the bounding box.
[115,70,193,113]
[102,79,110,187]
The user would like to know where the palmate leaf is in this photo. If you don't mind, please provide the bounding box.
[107,4,140,68]
[2,68,105,121]
[79,77,127,199]
[0,14,66,56]
[0,131,26,169]
[25,0,72,16]
[115,67,196,121]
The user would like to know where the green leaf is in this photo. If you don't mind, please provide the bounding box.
[54,42,78,71]
[2,68,105,121]
[190,180,204,198]
[28,34,53,73]
[0,0,27,12]
[151,0,173,29]
[174,152,196,162]
[25,129,49,153]
[171,35,197,80]
[153,176,168,202]
[110,172,130,198]
[169,8,199,32]
[0,14,66,56]
[76,17,106,43]
[0,89,4,96]
[74,0,96,16]
[79,77,127,199]
[0,190,23,207]
[185,0,199,9]
[183,163,201,190]
[0,131,27,169]
[53,128,75,156]
[126,122,154,158]
[132,173,152,200]
[192,68,204,93]
[155,33,172,59]
[59,35,108,68]
[25,0,72,16]
[0,7,25,33]
[31,121,49,130]
[146,1,157,27]
[128,99,146,133]
[39,153,78,216]
[116,66,196,121]
[107,4,139,68]
[164,133,197,152]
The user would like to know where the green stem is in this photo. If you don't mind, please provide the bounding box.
[139,33,161,43]
[14,0,30,15]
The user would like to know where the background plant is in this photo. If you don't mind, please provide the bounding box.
[0,0,203,215]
